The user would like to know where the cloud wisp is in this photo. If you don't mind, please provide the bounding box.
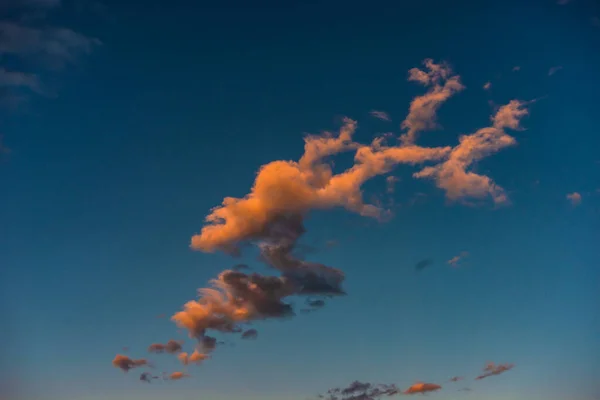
[414,100,530,205]
[370,110,391,121]
[475,362,515,380]
[112,58,532,380]
[448,251,469,267]
[548,66,563,76]
[566,192,582,206]
[0,1,100,106]
[400,58,465,145]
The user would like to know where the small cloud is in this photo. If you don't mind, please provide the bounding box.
[167,371,189,381]
[148,340,183,354]
[232,263,250,271]
[177,349,208,366]
[241,328,258,340]
[415,258,434,271]
[566,192,582,206]
[483,81,491,90]
[318,380,399,399]
[112,354,148,372]
[386,175,399,193]
[370,110,391,121]
[449,376,464,382]
[140,372,159,383]
[403,382,442,395]
[512,66,521,72]
[448,251,469,267]
[548,66,563,76]
[475,362,514,380]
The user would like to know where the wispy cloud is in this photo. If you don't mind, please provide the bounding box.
[483,81,491,90]
[512,66,521,72]
[147,340,183,354]
[448,251,469,267]
[370,110,391,121]
[0,1,100,106]
[548,66,563,76]
[400,59,465,145]
[414,100,530,205]
[475,362,515,380]
[386,175,399,193]
[566,192,582,206]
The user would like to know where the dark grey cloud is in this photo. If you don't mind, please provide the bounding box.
[241,328,258,340]
[318,380,400,400]
[415,258,434,271]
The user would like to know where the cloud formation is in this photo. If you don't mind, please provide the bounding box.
[475,362,514,380]
[112,355,148,372]
[566,192,582,206]
[241,328,258,339]
[318,380,399,400]
[548,66,563,76]
[0,1,100,106]
[167,371,189,381]
[448,251,469,267]
[403,382,442,395]
[178,349,209,366]
[400,58,465,145]
[414,100,529,205]
[370,110,391,121]
[148,340,183,354]
[113,58,533,379]
[483,82,491,90]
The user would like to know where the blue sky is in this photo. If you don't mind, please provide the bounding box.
[1,0,599,399]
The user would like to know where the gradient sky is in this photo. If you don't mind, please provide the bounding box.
[1,0,600,400]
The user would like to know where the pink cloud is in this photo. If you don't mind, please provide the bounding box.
[413,100,529,205]
[400,59,465,145]
[566,192,582,206]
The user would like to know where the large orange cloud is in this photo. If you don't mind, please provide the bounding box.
[113,58,533,381]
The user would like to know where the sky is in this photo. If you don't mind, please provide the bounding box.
[1,0,600,399]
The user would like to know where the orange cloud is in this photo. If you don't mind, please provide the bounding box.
[112,354,148,372]
[400,58,465,145]
[117,59,536,379]
[448,251,469,267]
[483,82,491,90]
[566,192,582,206]
[475,362,514,380]
[168,371,189,380]
[403,382,442,394]
[414,100,529,205]
[178,349,209,366]
[148,340,183,354]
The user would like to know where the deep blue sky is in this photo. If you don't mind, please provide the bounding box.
[1,0,599,399]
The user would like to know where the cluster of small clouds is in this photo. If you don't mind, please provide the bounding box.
[316,362,514,399]
[113,58,532,382]
[0,0,100,108]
